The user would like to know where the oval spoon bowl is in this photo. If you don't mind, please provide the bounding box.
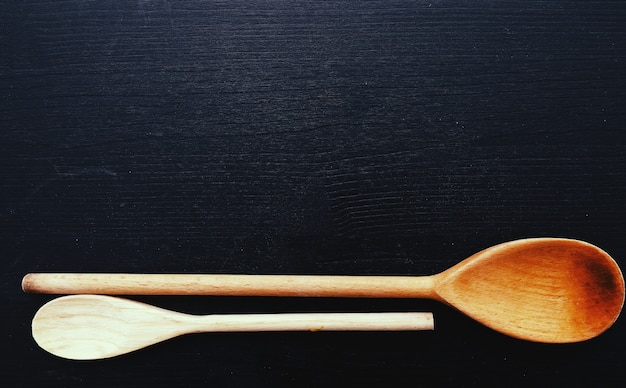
[433,238,625,343]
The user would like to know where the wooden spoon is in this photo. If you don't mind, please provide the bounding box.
[24,238,624,343]
[32,295,433,360]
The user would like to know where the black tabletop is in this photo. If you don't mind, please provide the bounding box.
[2,1,625,386]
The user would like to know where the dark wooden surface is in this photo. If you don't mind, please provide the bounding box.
[2,1,626,386]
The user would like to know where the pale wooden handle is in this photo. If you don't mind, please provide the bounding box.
[195,312,434,332]
[23,273,437,298]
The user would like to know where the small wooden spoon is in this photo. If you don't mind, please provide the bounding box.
[32,295,433,360]
[24,238,624,343]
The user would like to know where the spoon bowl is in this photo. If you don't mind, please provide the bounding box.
[433,238,624,343]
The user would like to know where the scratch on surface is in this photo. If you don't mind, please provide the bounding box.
[19,166,118,206]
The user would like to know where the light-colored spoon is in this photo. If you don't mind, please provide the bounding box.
[32,295,433,360]
[24,238,624,343]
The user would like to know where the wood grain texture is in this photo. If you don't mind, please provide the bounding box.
[2,0,626,386]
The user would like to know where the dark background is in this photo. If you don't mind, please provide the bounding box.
[2,0,625,386]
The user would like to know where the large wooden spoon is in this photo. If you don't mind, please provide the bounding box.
[32,295,433,360]
[24,238,624,343]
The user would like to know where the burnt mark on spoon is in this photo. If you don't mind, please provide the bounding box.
[580,257,620,296]
[565,243,625,338]
[570,243,623,302]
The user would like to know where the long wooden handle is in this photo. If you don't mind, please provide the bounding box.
[22,273,437,298]
[193,312,435,332]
